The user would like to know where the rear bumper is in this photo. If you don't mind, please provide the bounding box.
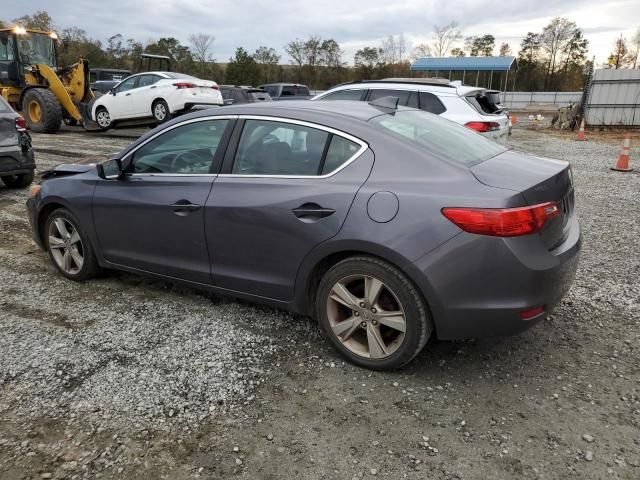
[414,214,581,340]
[0,145,35,176]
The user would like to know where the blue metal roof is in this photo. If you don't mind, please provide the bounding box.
[411,56,516,72]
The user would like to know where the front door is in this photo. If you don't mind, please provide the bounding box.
[205,118,373,300]
[92,117,234,283]
[109,75,140,118]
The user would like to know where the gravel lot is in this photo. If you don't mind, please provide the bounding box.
[1,126,638,480]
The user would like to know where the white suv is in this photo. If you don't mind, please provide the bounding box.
[312,78,509,143]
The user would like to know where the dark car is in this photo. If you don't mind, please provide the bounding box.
[26,100,580,370]
[258,83,312,100]
[220,86,272,105]
[0,96,35,188]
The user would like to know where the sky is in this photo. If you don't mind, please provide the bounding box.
[4,0,639,65]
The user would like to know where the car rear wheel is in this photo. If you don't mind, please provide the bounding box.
[95,107,111,130]
[152,100,171,123]
[45,208,100,281]
[316,256,432,370]
[1,171,34,189]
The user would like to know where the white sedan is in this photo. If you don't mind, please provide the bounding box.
[91,71,224,129]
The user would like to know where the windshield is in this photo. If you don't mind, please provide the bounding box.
[369,109,506,166]
[17,33,56,67]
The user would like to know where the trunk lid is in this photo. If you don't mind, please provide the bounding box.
[471,149,575,249]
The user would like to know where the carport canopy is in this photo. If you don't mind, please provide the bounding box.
[410,56,517,91]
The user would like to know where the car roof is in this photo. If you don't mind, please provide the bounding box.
[325,80,484,97]
[259,83,308,87]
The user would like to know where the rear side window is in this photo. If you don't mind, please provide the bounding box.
[368,89,418,108]
[370,110,506,166]
[263,86,278,97]
[322,136,360,174]
[419,92,446,114]
[282,86,297,96]
[320,89,366,101]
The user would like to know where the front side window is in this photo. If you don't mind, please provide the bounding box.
[0,33,16,61]
[138,74,159,87]
[321,89,366,101]
[131,119,229,174]
[116,76,138,93]
[370,109,505,166]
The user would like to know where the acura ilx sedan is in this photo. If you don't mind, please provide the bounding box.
[26,100,581,370]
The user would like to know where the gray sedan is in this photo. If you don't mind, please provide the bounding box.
[26,100,581,370]
[0,96,35,189]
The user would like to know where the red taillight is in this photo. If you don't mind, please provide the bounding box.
[174,82,196,89]
[519,306,545,320]
[465,121,500,133]
[441,202,560,237]
[15,116,27,130]
[210,85,219,90]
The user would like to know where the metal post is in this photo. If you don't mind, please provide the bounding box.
[476,70,480,86]
[490,70,493,89]
[449,69,452,80]
[462,70,466,84]
[504,70,509,93]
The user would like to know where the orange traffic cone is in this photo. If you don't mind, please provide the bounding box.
[575,118,586,141]
[611,133,634,172]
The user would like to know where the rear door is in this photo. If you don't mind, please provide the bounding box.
[205,117,373,300]
[92,117,234,283]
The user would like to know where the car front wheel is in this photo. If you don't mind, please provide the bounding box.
[45,208,100,281]
[316,256,432,370]
[152,100,171,123]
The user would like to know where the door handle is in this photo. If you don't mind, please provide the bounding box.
[150,86,157,89]
[125,93,131,96]
[171,200,201,215]
[292,203,335,220]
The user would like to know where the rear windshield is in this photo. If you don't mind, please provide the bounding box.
[466,94,502,114]
[369,109,506,166]
[247,91,272,101]
[164,72,199,80]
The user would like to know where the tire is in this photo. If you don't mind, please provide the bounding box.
[94,106,112,130]
[316,256,432,370]
[1,171,34,189]
[22,89,63,133]
[63,116,78,126]
[152,99,171,123]
[44,208,100,281]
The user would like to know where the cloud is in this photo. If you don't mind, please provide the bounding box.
[3,0,638,64]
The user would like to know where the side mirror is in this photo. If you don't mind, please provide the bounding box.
[109,88,116,95]
[97,158,123,180]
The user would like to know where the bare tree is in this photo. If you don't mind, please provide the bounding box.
[398,33,407,62]
[285,39,305,82]
[381,35,397,64]
[607,35,629,69]
[628,28,640,68]
[432,22,462,57]
[189,33,215,76]
[253,46,280,83]
[539,17,579,89]
[412,43,432,59]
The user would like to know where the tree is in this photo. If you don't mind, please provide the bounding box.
[284,39,305,82]
[450,47,465,57]
[303,35,322,86]
[381,35,397,64]
[189,33,215,77]
[607,35,629,69]
[145,37,194,73]
[398,33,407,62]
[499,42,512,56]
[12,10,54,31]
[630,28,640,68]
[225,47,260,86]
[465,35,495,56]
[354,46,382,79]
[517,33,543,90]
[432,22,462,57]
[412,43,432,59]
[539,17,581,89]
[253,46,280,83]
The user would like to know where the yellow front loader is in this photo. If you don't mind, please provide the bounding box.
[0,26,97,133]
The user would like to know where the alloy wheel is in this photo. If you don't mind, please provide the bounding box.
[48,217,84,275]
[326,274,406,359]
[96,109,111,128]
[154,103,167,120]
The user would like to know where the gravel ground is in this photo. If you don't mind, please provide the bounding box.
[0,127,638,480]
